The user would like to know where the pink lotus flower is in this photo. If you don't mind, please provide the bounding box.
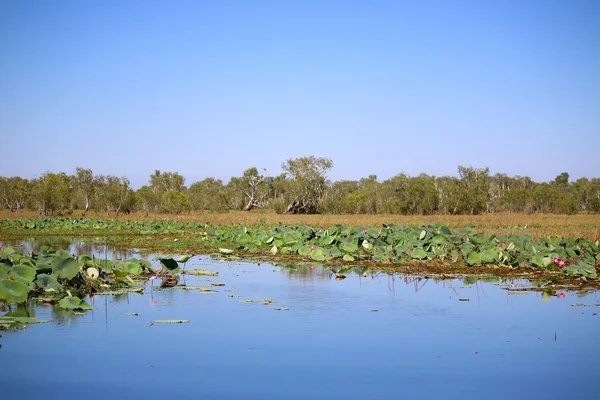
[310,266,315,270]
[148,275,158,281]
[556,293,566,299]
[309,245,316,251]
[497,243,504,247]
[553,258,566,267]
[362,230,368,234]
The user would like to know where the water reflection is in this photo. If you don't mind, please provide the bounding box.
[1,237,138,260]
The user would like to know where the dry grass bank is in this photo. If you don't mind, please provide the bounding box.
[1,210,599,241]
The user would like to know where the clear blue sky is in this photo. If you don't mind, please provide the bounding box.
[1,0,598,189]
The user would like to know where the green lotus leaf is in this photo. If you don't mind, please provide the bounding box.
[343,254,355,262]
[0,247,16,259]
[480,249,499,263]
[410,248,428,260]
[0,279,30,303]
[159,258,179,271]
[35,274,63,292]
[310,248,326,261]
[94,259,114,273]
[175,255,193,263]
[9,265,37,283]
[52,257,80,280]
[298,246,311,257]
[58,296,94,311]
[466,252,482,266]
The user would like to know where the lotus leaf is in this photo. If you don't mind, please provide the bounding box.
[310,248,326,261]
[343,254,355,262]
[158,258,178,271]
[0,279,30,303]
[466,252,482,266]
[410,248,428,260]
[52,257,80,280]
[58,296,95,311]
[35,274,63,292]
[175,255,193,263]
[9,265,36,283]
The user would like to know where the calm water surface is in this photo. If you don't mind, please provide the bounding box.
[1,241,599,399]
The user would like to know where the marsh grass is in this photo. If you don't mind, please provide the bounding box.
[1,210,598,241]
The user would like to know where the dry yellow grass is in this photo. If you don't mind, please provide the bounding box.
[1,210,599,241]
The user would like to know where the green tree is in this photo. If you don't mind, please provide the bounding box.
[0,176,30,212]
[227,167,268,211]
[161,190,191,214]
[136,185,159,216]
[31,172,73,215]
[435,176,463,214]
[74,167,96,216]
[280,156,333,214]
[189,178,229,212]
[319,180,360,214]
[97,176,133,215]
[148,170,188,213]
[458,166,490,214]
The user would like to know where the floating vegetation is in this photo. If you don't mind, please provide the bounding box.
[0,316,51,330]
[186,269,219,276]
[125,312,141,316]
[2,219,598,280]
[58,296,95,311]
[152,319,189,324]
[239,299,276,304]
[274,307,289,311]
[0,246,193,306]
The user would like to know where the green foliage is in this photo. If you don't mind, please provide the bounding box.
[0,279,30,303]
[1,161,599,215]
[0,244,156,305]
[58,296,95,311]
[189,178,229,212]
[280,156,333,214]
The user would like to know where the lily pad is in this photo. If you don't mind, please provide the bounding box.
[9,265,36,283]
[52,257,80,280]
[35,274,63,292]
[58,296,95,311]
[0,279,30,303]
[175,255,194,263]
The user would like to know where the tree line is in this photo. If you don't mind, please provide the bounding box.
[0,156,598,216]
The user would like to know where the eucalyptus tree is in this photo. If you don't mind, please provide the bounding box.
[435,176,463,214]
[280,156,333,214]
[457,166,490,214]
[189,178,229,212]
[74,167,96,216]
[31,172,73,215]
[0,176,30,212]
[227,167,269,211]
[148,170,188,213]
[136,185,159,216]
[404,174,438,215]
[319,180,360,213]
[97,175,134,215]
